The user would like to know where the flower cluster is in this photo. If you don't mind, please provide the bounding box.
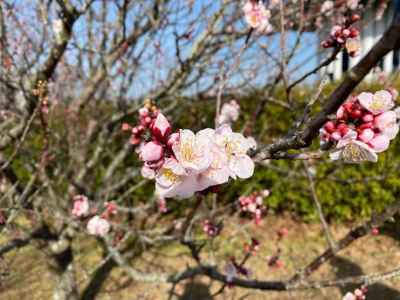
[217,100,240,126]
[320,90,399,163]
[238,189,269,225]
[242,0,273,33]
[321,14,361,57]
[71,195,115,237]
[343,287,367,300]
[125,102,256,199]
[244,237,260,255]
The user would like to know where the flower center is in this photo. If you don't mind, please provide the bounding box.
[181,142,195,161]
[162,169,179,183]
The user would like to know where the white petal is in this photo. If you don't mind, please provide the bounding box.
[229,155,254,179]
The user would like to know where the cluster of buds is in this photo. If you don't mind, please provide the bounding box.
[71,195,113,237]
[320,89,399,163]
[123,100,256,199]
[244,237,260,255]
[266,252,284,269]
[238,190,270,225]
[343,286,367,300]
[202,219,220,237]
[122,99,163,145]
[321,14,361,57]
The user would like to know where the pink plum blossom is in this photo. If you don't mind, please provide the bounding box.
[242,1,273,33]
[155,158,200,198]
[140,141,164,162]
[217,100,240,126]
[215,125,256,179]
[358,90,394,115]
[330,130,378,163]
[345,38,361,57]
[172,129,213,174]
[369,134,390,153]
[374,110,399,139]
[71,195,89,218]
[87,216,111,236]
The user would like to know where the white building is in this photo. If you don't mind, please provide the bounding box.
[325,0,399,81]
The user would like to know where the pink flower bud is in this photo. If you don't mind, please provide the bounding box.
[324,121,336,133]
[362,114,374,122]
[121,123,130,131]
[167,132,180,148]
[151,113,171,140]
[140,141,164,162]
[337,123,349,136]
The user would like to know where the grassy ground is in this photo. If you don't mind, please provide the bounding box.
[1,214,400,300]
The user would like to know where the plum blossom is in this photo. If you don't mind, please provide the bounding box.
[242,1,273,33]
[155,158,200,198]
[358,90,394,115]
[321,1,334,16]
[173,129,213,174]
[71,195,89,218]
[374,111,399,139]
[217,100,240,126]
[322,89,399,163]
[87,216,111,236]
[125,102,257,199]
[347,0,359,10]
[215,125,256,179]
[329,130,378,163]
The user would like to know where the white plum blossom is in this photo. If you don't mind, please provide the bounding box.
[321,1,334,16]
[374,111,399,140]
[342,292,356,300]
[215,125,256,179]
[358,90,394,115]
[242,0,273,33]
[217,100,240,126]
[172,129,213,174]
[330,130,378,163]
[87,216,111,237]
[155,158,200,199]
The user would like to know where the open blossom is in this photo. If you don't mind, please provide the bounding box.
[71,195,89,218]
[343,292,356,300]
[217,100,240,126]
[173,129,213,174]
[215,125,256,179]
[374,111,399,139]
[87,216,111,236]
[329,130,378,163]
[155,158,200,198]
[358,90,394,115]
[242,0,273,33]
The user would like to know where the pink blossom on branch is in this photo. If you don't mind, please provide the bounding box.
[87,216,111,237]
[242,0,273,33]
[71,195,89,218]
[321,89,399,163]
